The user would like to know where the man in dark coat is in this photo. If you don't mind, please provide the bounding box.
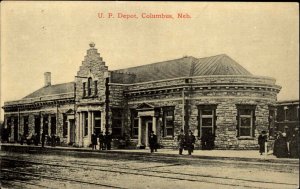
[51,134,56,147]
[258,130,267,155]
[185,130,196,155]
[98,131,104,150]
[289,127,299,158]
[91,130,98,150]
[149,131,157,153]
[105,132,112,150]
[177,129,185,155]
[274,132,289,158]
[33,133,39,146]
[41,132,46,148]
[20,134,25,145]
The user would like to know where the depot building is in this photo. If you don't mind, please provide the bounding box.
[2,43,281,149]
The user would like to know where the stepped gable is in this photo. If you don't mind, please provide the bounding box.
[111,54,252,84]
[23,82,74,99]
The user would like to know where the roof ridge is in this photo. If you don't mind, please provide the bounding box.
[112,56,196,72]
[43,81,74,88]
[22,82,74,99]
[195,53,228,60]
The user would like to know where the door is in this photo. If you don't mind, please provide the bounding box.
[148,122,153,135]
[146,121,153,147]
[199,109,215,150]
[69,119,75,143]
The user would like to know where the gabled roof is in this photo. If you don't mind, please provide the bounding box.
[111,54,251,83]
[136,102,155,109]
[23,82,74,99]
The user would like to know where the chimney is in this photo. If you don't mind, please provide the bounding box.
[44,72,51,87]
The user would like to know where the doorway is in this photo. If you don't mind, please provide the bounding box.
[69,119,75,143]
[145,120,152,147]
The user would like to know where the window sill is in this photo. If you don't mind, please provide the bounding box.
[237,137,255,140]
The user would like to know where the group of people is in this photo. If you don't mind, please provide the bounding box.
[91,130,112,150]
[273,128,299,158]
[20,133,40,146]
[177,129,196,155]
[19,132,60,148]
[258,128,299,158]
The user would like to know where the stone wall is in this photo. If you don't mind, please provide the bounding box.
[4,103,74,144]
[116,75,279,149]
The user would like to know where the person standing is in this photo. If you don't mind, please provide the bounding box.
[258,130,267,155]
[41,132,46,148]
[274,132,289,158]
[185,130,196,155]
[98,131,104,150]
[149,131,157,153]
[20,134,25,145]
[51,134,56,147]
[105,132,112,150]
[33,133,39,146]
[289,127,299,158]
[177,129,185,155]
[91,130,98,150]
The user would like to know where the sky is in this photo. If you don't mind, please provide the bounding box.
[1,2,299,120]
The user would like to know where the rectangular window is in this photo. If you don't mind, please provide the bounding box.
[94,111,101,136]
[197,105,217,138]
[236,105,256,138]
[162,107,174,137]
[7,117,12,136]
[94,80,98,95]
[84,112,88,136]
[88,78,92,96]
[112,108,122,138]
[83,82,86,97]
[51,116,56,135]
[63,114,68,138]
[23,116,29,136]
[131,109,138,138]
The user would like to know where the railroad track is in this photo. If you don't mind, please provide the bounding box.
[1,168,127,189]
[1,157,298,189]
[1,178,54,189]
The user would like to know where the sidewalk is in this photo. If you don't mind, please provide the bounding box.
[1,143,298,164]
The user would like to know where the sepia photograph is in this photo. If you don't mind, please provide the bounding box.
[0,2,299,189]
